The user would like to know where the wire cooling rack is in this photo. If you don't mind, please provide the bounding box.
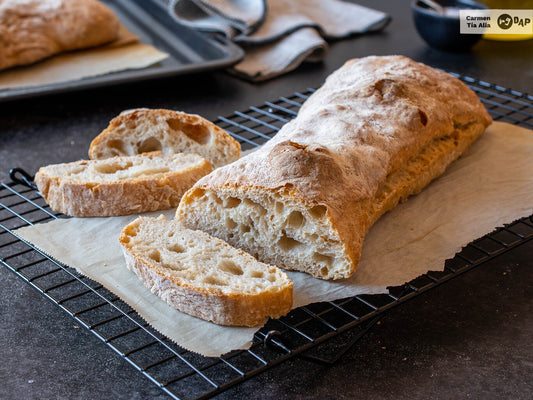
[1,75,533,400]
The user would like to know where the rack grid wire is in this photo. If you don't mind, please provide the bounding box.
[1,74,533,400]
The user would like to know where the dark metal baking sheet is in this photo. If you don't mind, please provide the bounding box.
[0,0,244,102]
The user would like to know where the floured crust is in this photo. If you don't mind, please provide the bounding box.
[119,216,293,326]
[176,55,492,280]
[0,0,120,71]
[35,152,212,217]
[88,108,241,168]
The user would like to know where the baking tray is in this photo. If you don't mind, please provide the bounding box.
[0,0,243,102]
[1,75,532,399]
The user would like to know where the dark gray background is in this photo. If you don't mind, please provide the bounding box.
[1,1,532,399]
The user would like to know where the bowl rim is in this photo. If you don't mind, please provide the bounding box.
[411,0,488,20]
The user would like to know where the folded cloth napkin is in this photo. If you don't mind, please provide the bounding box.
[168,0,390,81]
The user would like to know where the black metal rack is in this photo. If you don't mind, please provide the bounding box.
[1,75,532,400]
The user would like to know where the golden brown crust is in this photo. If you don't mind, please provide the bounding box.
[0,0,119,71]
[177,56,492,279]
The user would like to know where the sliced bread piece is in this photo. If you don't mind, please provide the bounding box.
[35,152,212,217]
[88,108,241,168]
[119,216,293,326]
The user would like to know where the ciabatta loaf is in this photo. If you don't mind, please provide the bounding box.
[176,55,492,280]
[89,109,241,168]
[119,216,293,326]
[0,0,120,71]
[35,152,212,217]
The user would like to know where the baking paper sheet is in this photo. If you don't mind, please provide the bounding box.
[15,121,533,357]
[0,25,169,90]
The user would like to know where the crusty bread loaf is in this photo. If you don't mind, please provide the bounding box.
[176,55,492,280]
[89,109,241,168]
[119,215,293,326]
[35,152,212,217]
[0,0,120,71]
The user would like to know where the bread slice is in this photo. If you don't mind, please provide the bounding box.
[0,0,119,71]
[89,108,241,168]
[119,216,293,326]
[35,152,212,217]
[176,55,492,280]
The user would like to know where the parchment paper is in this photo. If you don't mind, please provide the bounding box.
[15,121,533,357]
[0,25,169,90]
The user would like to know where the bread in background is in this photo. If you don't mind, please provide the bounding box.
[0,0,120,71]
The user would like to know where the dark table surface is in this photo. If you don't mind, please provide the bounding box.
[1,1,532,399]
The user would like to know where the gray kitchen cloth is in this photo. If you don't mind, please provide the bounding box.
[168,0,390,81]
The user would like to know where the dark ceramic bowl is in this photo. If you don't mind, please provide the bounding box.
[411,0,487,52]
